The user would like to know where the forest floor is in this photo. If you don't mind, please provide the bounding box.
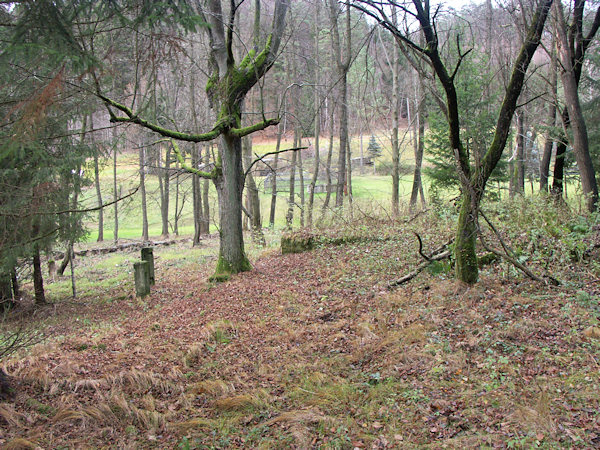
[1,202,600,449]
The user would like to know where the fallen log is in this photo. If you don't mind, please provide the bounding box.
[52,238,191,260]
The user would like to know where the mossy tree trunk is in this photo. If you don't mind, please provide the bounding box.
[100,0,289,280]
[212,132,251,280]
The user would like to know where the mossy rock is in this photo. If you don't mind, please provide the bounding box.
[281,232,315,254]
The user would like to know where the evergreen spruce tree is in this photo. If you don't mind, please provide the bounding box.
[367,135,383,159]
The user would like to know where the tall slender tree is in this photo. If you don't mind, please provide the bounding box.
[352,0,553,284]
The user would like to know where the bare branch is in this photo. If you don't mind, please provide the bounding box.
[244,146,308,180]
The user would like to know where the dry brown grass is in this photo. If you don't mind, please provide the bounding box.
[4,438,38,450]
[73,378,109,392]
[52,395,169,430]
[264,409,331,448]
[172,417,216,432]
[107,369,179,395]
[183,343,204,367]
[0,404,26,428]
[188,379,234,397]
[514,389,557,435]
[213,392,265,411]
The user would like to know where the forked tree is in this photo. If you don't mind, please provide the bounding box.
[352,0,553,284]
[99,1,290,280]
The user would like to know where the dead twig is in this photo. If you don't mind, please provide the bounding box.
[479,210,560,286]
[388,238,454,288]
[404,208,430,224]
[414,232,430,262]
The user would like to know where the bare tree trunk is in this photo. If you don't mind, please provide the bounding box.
[57,248,70,276]
[410,77,426,210]
[243,135,265,244]
[555,1,598,211]
[269,123,282,228]
[418,94,426,207]
[514,111,526,195]
[322,97,335,214]
[10,268,19,301]
[91,115,104,242]
[298,138,306,227]
[160,145,171,237]
[335,66,348,208]
[540,38,557,193]
[32,247,45,305]
[346,138,353,216]
[189,75,206,242]
[112,128,119,243]
[174,158,180,236]
[139,144,149,242]
[192,145,202,245]
[308,5,321,228]
[359,131,364,175]
[391,8,401,216]
[68,243,76,298]
[286,132,298,229]
[201,145,210,235]
[329,0,351,208]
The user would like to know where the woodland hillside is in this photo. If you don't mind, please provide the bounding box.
[1,0,600,448]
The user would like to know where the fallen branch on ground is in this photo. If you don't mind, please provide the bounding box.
[388,237,454,288]
[479,210,560,286]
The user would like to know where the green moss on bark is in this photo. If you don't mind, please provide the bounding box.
[210,253,252,283]
[455,197,479,284]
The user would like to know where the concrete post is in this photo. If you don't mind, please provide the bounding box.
[134,261,150,297]
[141,247,155,285]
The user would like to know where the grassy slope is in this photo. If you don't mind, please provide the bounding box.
[82,131,584,244]
[80,132,420,242]
[2,200,599,448]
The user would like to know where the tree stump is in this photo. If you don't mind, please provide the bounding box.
[134,261,150,297]
[141,247,155,285]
